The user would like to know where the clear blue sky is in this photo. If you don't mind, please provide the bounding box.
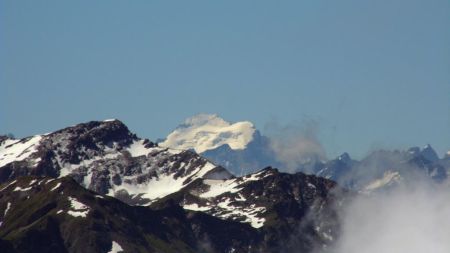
[1,0,449,159]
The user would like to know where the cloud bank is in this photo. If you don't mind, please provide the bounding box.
[326,182,450,253]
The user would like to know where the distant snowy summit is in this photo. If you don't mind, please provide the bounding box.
[160,114,256,153]
[160,114,280,176]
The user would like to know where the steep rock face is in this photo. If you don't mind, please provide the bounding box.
[0,120,232,205]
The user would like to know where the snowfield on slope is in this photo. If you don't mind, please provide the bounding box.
[0,136,42,167]
[108,161,219,203]
[182,170,275,228]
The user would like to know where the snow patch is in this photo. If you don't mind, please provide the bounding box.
[0,180,17,191]
[183,203,211,212]
[50,182,62,191]
[189,172,269,228]
[67,209,89,218]
[200,169,268,199]
[67,197,90,218]
[0,135,42,167]
[109,160,218,203]
[108,241,124,253]
[364,171,402,192]
[113,172,190,202]
[242,169,272,182]
[4,202,11,217]
[200,179,242,198]
[215,198,266,228]
[45,179,56,184]
[308,182,317,189]
[13,186,32,192]
[126,140,161,157]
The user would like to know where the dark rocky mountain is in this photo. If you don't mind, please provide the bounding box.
[152,167,346,252]
[0,176,264,253]
[0,173,345,253]
[0,120,347,253]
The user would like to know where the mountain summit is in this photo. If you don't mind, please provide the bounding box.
[160,114,281,175]
[160,114,256,153]
[0,119,233,206]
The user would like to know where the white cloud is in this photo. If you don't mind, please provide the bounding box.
[328,183,450,253]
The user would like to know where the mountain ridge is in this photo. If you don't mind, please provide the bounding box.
[1,118,447,253]
[0,119,347,252]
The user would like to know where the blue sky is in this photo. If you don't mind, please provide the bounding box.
[1,0,449,158]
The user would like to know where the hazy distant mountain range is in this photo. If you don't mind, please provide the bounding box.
[0,116,448,252]
[161,114,450,192]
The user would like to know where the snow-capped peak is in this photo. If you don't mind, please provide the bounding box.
[337,152,351,162]
[420,144,439,162]
[160,114,256,153]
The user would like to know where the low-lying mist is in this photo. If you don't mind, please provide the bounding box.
[322,181,450,253]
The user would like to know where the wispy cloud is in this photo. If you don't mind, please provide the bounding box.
[265,119,326,173]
